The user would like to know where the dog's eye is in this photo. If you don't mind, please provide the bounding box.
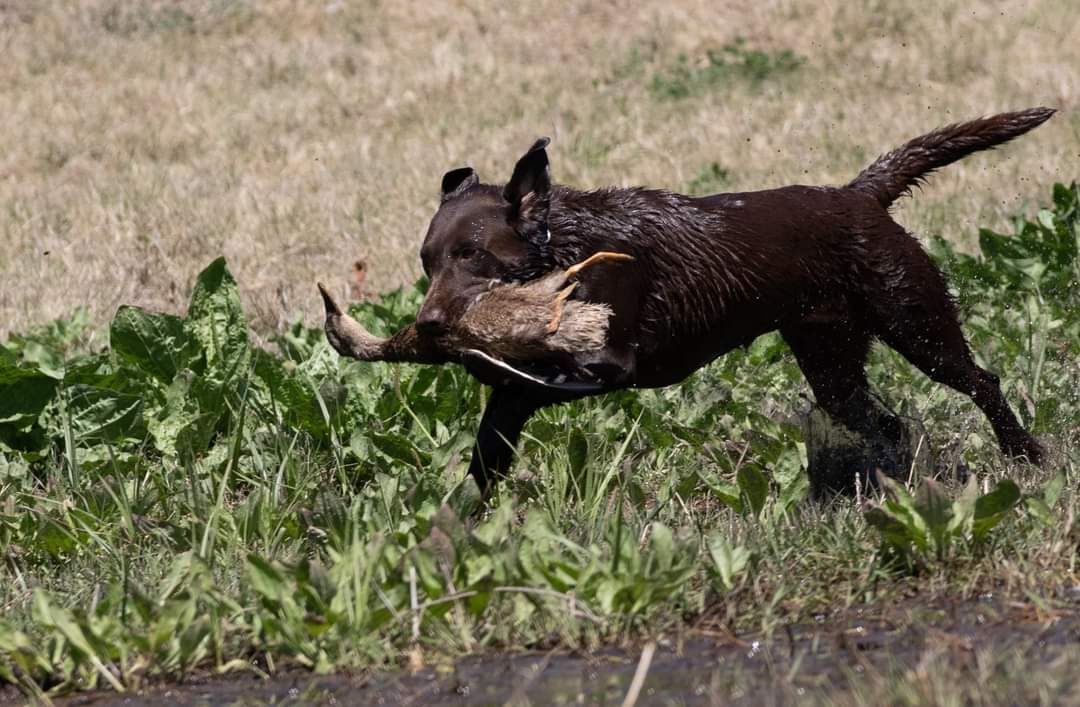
[455,246,479,261]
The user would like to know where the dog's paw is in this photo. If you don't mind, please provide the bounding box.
[1003,433,1046,467]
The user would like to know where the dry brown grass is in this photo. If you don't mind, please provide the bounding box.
[1,0,1077,339]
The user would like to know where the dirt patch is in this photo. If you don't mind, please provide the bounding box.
[46,592,1080,706]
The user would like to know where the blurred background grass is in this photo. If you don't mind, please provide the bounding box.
[1,0,1076,338]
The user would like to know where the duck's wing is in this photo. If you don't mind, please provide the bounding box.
[461,349,605,392]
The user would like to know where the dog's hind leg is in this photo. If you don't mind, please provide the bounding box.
[865,252,1043,464]
[873,307,1043,465]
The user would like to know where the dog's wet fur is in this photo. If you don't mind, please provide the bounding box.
[390,108,1054,499]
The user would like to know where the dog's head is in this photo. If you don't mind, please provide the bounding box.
[415,138,556,336]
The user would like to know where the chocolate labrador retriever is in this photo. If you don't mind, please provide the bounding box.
[323,107,1053,499]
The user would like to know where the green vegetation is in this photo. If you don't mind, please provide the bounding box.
[866,475,1023,569]
[0,184,1077,700]
[649,39,804,100]
[686,161,733,196]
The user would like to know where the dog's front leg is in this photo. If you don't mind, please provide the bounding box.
[467,386,543,501]
[467,385,594,502]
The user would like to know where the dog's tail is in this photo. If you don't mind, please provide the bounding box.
[847,107,1055,208]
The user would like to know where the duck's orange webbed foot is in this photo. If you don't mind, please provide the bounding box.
[563,251,634,279]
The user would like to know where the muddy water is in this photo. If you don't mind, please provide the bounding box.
[50,594,1080,706]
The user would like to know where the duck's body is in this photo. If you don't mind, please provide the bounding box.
[448,251,632,361]
[452,289,611,357]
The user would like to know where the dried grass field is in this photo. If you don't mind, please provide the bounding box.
[1,0,1077,338]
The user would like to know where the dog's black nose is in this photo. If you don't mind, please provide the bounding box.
[416,307,448,335]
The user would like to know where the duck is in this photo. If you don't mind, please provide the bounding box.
[318,251,633,386]
[449,251,633,359]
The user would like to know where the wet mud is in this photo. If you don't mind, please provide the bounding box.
[43,592,1080,706]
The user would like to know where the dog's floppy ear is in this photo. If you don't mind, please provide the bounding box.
[440,167,479,202]
[504,137,551,235]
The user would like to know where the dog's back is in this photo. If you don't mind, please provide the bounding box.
[548,107,1054,481]
[569,109,1057,386]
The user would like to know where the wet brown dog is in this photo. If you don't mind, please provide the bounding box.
[325,108,1053,499]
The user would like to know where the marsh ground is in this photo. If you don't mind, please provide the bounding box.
[38,595,1080,705]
